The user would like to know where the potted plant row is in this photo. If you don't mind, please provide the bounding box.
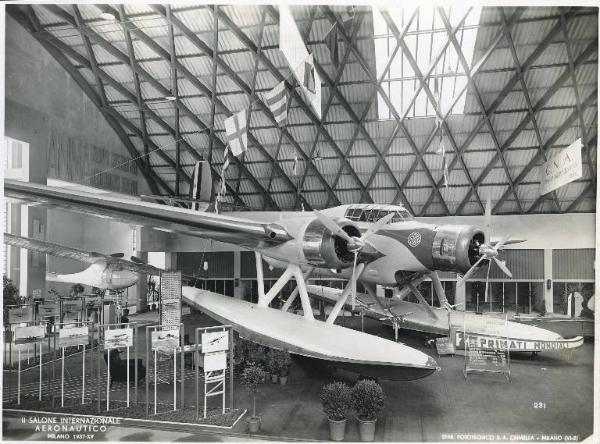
[320,380,385,442]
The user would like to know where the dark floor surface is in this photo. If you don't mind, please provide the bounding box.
[3,311,595,442]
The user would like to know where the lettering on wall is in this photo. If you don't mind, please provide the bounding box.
[47,129,138,194]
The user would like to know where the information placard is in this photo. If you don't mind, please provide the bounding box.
[8,306,33,324]
[38,302,60,318]
[104,328,133,349]
[62,300,83,322]
[151,328,180,353]
[204,352,227,372]
[202,330,229,353]
[14,325,46,344]
[58,326,90,348]
[436,336,455,356]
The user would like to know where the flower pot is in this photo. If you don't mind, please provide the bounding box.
[328,418,347,441]
[357,418,377,442]
[247,416,261,433]
[271,374,279,383]
[279,375,288,385]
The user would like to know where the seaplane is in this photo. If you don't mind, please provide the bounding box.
[4,178,573,378]
[4,233,163,291]
[306,198,584,354]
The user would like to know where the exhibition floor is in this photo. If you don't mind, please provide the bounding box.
[2,312,594,442]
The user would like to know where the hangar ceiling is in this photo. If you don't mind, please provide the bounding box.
[7,4,598,215]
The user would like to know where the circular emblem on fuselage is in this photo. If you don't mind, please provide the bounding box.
[407,232,422,247]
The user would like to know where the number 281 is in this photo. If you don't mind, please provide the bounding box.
[533,402,546,409]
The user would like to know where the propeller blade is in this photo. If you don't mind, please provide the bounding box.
[493,257,513,278]
[109,253,125,258]
[493,234,511,252]
[457,255,486,287]
[362,212,395,240]
[351,252,358,311]
[313,210,354,244]
[485,194,492,240]
[484,261,491,303]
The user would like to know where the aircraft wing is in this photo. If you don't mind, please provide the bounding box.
[4,233,164,275]
[4,179,290,248]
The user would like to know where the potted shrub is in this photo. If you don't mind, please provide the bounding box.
[352,380,385,442]
[241,364,267,433]
[320,382,352,441]
[272,349,292,385]
[266,349,278,383]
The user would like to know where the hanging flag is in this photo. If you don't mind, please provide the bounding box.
[224,110,248,157]
[302,53,316,94]
[434,77,443,134]
[279,5,322,119]
[293,152,298,176]
[442,155,449,188]
[264,81,288,126]
[222,150,230,173]
[323,23,339,68]
[340,5,356,26]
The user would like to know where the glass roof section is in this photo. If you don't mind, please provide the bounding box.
[372,6,482,119]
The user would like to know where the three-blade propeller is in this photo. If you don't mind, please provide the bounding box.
[313,211,395,310]
[457,196,513,302]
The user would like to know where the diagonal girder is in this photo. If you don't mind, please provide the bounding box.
[166,5,181,196]
[461,39,598,214]
[526,124,597,213]
[326,6,460,214]
[294,11,373,209]
[337,7,489,214]
[495,7,561,213]
[327,9,418,201]
[237,9,267,199]
[213,5,343,207]
[380,8,483,215]
[494,89,597,212]
[294,7,415,211]
[421,8,582,215]
[150,4,312,210]
[452,10,590,214]
[438,7,523,213]
[117,5,153,177]
[12,6,170,197]
[559,8,596,189]
[565,181,596,212]
[42,4,279,210]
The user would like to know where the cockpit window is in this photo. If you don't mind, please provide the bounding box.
[345,207,413,223]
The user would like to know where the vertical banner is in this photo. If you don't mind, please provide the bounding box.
[539,138,583,195]
[160,272,182,326]
[279,5,322,120]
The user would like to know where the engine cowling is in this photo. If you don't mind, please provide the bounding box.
[102,264,139,290]
[432,225,485,274]
[302,217,361,269]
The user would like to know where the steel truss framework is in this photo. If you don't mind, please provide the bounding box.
[8,5,597,215]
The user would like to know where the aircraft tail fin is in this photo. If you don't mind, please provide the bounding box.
[190,160,213,211]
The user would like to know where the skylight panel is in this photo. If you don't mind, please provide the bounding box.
[372,6,482,120]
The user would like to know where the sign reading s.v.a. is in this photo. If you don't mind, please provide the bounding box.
[540,138,583,195]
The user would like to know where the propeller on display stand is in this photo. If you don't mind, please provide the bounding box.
[313,211,395,310]
[457,196,513,303]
